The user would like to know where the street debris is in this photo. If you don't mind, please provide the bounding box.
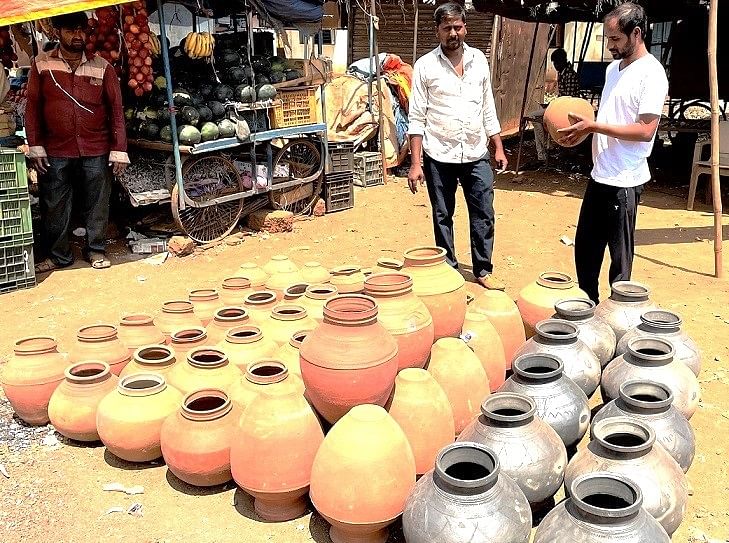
[103,483,145,495]
[127,503,144,517]
[0,464,9,478]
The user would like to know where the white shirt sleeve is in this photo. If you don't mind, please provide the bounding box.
[638,66,668,117]
[408,59,428,136]
[482,60,501,137]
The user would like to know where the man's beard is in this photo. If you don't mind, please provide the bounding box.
[610,37,636,59]
[66,40,85,53]
[444,38,462,51]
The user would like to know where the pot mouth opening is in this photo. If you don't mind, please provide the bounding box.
[77,324,118,341]
[270,254,288,262]
[512,353,564,380]
[182,389,232,419]
[66,361,110,382]
[189,288,219,300]
[222,277,252,290]
[535,319,579,340]
[171,327,207,343]
[331,265,362,276]
[481,393,536,422]
[305,284,338,300]
[162,300,194,313]
[620,380,673,409]
[554,298,595,318]
[244,291,277,305]
[364,272,413,294]
[214,307,248,321]
[272,305,308,321]
[610,281,650,300]
[403,245,446,265]
[245,360,288,384]
[593,417,655,453]
[571,472,642,518]
[304,261,322,267]
[284,283,310,297]
[323,294,378,324]
[537,271,574,289]
[14,336,58,353]
[397,368,430,383]
[227,326,263,342]
[435,443,499,490]
[120,314,154,326]
[641,309,682,329]
[135,345,175,364]
[290,331,308,348]
[119,373,166,395]
[626,337,675,361]
[187,348,227,368]
[376,257,404,270]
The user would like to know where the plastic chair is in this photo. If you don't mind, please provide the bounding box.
[687,120,729,210]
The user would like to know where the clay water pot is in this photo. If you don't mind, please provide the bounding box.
[0,337,69,425]
[387,368,455,475]
[461,311,507,391]
[593,380,695,473]
[601,337,699,420]
[166,348,239,397]
[219,277,253,306]
[96,373,182,463]
[500,353,590,448]
[260,304,317,347]
[242,290,279,323]
[310,404,416,543]
[471,289,526,367]
[428,337,491,435]
[594,281,657,342]
[169,327,211,362]
[565,417,688,536]
[283,282,310,301]
[402,442,532,543]
[239,262,269,289]
[364,272,435,371]
[48,361,118,442]
[231,379,324,521]
[275,331,308,377]
[534,472,671,543]
[301,261,331,284]
[229,359,303,412]
[160,389,236,487]
[616,310,701,376]
[117,314,166,356]
[155,300,204,338]
[70,324,131,376]
[517,271,589,337]
[402,246,466,340]
[121,345,178,379]
[265,270,305,300]
[300,295,399,424]
[189,288,222,326]
[298,284,339,323]
[553,298,616,368]
[217,325,278,372]
[512,319,601,397]
[329,265,366,294]
[206,307,250,345]
[263,254,299,275]
[458,393,567,507]
[375,257,403,273]
[543,96,595,147]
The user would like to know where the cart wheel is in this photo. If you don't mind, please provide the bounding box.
[171,155,245,243]
[268,138,324,215]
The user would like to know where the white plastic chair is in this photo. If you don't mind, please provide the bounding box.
[687,120,729,210]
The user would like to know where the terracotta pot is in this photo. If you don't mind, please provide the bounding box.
[330,265,366,294]
[402,442,532,543]
[565,417,688,536]
[160,388,236,486]
[534,473,671,543]
[512,319,601,397]
[553,298,617,368]
[229,359,303,412]
[260,304,317,347]
[121,345,178,379]
[402,246,466,340]
[364,272,435,371]
[616,310,701,376]
[310,404,416,543]
[602,337,699,420]
[517,271,589,337]
[458,392,567,506]
[594,281,657,342]
[239,262,269,289]
[275,331,309,377]
[266,270,305,300]
[206,307,250,345]
[242,290,279,323]
[217,325,278,372]
[593,380,695,473]
[544,96,595,146]
[48,361,118,441]
[263,254,299,275]
[387,368,455,475]
[155,300,204,339]
[300,295,399,423]
[69,324,131,376]
[283,282,310,301]
[189,288,222,326]
[302,261,331,284]
[0,337,69,425]
[461,311,506,391]
[166,348,239,397]
[298,284,339,323]
[428,337,490,435]
[375,257,403,273]
[231,379,324,521]
[169,327,211,363]
[471,289,526,368]
[96,373,182,462]
[219,277,253,306]
[118,314,166,356]
[500,353,590,448]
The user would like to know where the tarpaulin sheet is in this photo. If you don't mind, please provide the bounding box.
[0,0,134,26]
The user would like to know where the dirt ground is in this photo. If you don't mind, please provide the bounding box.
[1,166,728,543]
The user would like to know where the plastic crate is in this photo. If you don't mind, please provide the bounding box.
[0,198,32,239]
[270,87,318,129]
[0,242,35,286]
[353,152,384,188]
[0,231,33,249]
[0,148,29,198]
[324,171,354,213]
[238,109,269,133]
[328,141,354,173]
[0,276,36,295]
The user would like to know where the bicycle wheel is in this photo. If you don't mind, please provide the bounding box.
[268,138,324,215]
[171,155,245,243]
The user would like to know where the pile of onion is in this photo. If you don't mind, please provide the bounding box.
[0,26,18,69]
[122,1,154,96]
[85,7,122,77]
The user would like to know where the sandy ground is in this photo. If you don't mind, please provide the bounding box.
[1,168,728,543]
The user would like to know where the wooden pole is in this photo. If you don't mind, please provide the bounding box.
[708,0,723,278]
[371,0,388,182]
[413,0,419,64]
[515,22,541,174]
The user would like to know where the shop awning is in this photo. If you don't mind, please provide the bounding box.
[0,0,134,26]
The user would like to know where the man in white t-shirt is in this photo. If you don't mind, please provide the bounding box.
[558,2,668,303]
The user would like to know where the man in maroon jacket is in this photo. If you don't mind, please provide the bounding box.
[26,11,128,271]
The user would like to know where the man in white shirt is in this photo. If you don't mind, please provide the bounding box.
[408,2,508,290]
[559,3,668,303]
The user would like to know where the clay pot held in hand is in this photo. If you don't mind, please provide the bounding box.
[217,325,278,372]
[544,96,595,147]
[310,404,416,543]
[161,389,237,486]
[239,262,269,290]
[461,311,507,390]
[300,295,399,424]
[301,261,332,284]
[206,307,250,345]
[117,314,166,356]
[155,300,204,338]
[120,345,178,379]
[96,373,182,463]
[69,324,131,376]
[169,327,211,362]
[594,281,657,342]
[330,265,366,294]
[219,277,253,306]
[260,304,316,347]
[166,348,239,397]
[553,298,616,368]
[231,379,324,521]
[298,284,339,323]
[517,271,588,338]
[228,359,303,412]
[189,289,223,326]
[242,291,279,323]
[275,331,308,377]
[0,336,69,425]
[471,289,526,367]
[387,368,455,475]
[402,442,532,543]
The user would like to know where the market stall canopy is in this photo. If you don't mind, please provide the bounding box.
[0,0,134,26]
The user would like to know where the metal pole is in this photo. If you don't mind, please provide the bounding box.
[708,0,723,277]
[367,3,374,112]
[515,22,541,174]
[413,0,419,64]
[319,29,329,173]
[371,0,387,181]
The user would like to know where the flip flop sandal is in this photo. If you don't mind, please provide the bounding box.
[88,252,111,269]
[35,258,61,274]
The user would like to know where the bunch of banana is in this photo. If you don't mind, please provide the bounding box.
[148,33,161,57]
[184,32,215,60]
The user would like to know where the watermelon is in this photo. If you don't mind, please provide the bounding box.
[197,105,213,123]
[213,85,235,102]
[207,101,226,120]
[228,66,247,84]
[199,83,214,98]
[284,69,302,81]
[190,93,204,107]
[160,125,173,143]
[200,122,220,142]
[218,50,241,66]
[270,71,286,84]
[152,93,167,107]
[139,121,160,141]
[244,66,255,80]
[257,84,277,101]
[178,125,202,145]
[255,74,271,86]
[235,84,256,103]
[217,119,236,138]
[173,89,193,107]
[181,106,200,126]
[157,107,171,124]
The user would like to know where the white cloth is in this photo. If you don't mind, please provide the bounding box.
[591,54,668,187]
[408,43,501,164]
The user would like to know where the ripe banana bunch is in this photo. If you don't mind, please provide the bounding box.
[148,33,161,57]
[184,32,215,60]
